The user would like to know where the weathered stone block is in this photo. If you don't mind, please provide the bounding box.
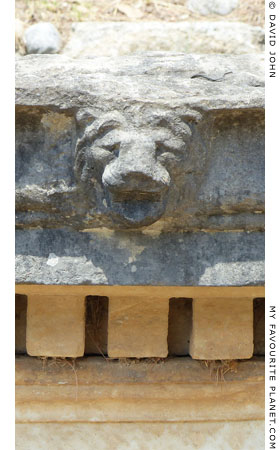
[15,230,264,287]
[26,295,85,357]
[15,421,265,450]
[15,356,264,422]
[63,21,264,58]
[15,54,264,233]
[189,298,253,360]
[188,0,238,16]
[15,54,264,289]
[108,297,169,358]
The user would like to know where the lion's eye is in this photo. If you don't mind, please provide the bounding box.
[156,142,175,156]
[103,142,120,157]
[156,141,185,167]
[156,139,184,156]
[98,121,121,135]
[111,143,120,157]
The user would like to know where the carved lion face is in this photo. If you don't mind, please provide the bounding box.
[75,109,198,228]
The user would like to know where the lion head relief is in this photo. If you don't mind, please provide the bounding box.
[74,108,202,228]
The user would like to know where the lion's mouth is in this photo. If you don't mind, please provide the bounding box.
[111,190,162,203]
[104,189,167,228]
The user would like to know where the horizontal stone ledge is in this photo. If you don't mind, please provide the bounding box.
[16,53,264,110]
[15,395,264,424]
[15,285,265,299]
[15,229,264,286]
[16,422,265,450]
[16,356,264,423]
[16,356,264,385]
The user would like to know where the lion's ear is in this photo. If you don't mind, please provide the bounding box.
[75,114,101,152]
[180,110,203,125]
[75,108,98,129]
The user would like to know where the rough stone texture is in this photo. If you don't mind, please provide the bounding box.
[16,421,265,450]
[26,295,85,357]
[24,22,61,55]
[15,294,27,354]
[15,285,265,302]
[15,355,265,445]
[107,297,169,357]
[16,54,264,233]
[15,229,264,286]
[85,296,108,355]
[15,49,264,445]
[16,356,264,422]
[190,298,253,360]
[63,21,264,58]
[168,298,192,355]
[188,0,238,16]
[15,53,264,287]
[254,298,265,355]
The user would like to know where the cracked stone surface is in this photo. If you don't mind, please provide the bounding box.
[15,53,264,286]
[16,53,264,232]
[15,229,264,286]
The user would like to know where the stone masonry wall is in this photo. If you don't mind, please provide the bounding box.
[15,53,264,287]
[15,52,265,449]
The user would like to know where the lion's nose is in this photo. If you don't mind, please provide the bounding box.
[102,160,170,198]
[102,136,171,200]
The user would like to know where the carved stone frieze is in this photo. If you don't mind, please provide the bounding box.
[74,109,203,227]
[15,53,264,232]
[15,53,264,286]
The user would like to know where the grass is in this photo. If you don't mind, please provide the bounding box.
[202,359,238,382]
